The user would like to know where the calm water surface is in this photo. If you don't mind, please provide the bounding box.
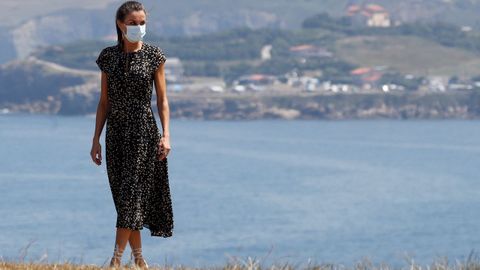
[0,114,479,268]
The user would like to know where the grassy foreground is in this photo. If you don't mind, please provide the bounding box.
[2,252,480,270]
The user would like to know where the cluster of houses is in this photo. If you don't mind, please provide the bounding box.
[162,3,479,95]
[167,41,479,94]
[226,63,480,94]
[229,69,480,94]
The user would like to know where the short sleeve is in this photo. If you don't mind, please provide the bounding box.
[152,47,167,71]
[95,48,110,73]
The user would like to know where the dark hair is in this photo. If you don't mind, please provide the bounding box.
[115,1,147,51]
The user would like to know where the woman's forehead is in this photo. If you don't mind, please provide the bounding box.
[124,10,146,21]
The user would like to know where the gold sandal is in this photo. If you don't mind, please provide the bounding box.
[109,243,124,268]
[131,247,149,269]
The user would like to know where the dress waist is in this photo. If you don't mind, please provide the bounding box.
[108,101,153,120]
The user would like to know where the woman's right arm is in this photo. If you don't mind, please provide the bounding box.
[90,71,110,165]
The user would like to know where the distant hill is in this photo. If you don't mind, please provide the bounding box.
[31,17,480,80]
[335,35,480,77]
[6,0,480,63]
[4,23,480,118]
[0,0,115,27]
[0,56,99,114]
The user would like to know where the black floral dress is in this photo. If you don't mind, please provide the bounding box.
[95,42,173,237]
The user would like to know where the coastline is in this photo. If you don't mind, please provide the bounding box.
[1,91,480,120]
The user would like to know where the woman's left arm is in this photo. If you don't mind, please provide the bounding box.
[154,61,171,160]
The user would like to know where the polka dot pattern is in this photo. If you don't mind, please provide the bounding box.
[96,42,173,237]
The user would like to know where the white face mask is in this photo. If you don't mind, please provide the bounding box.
[123,24,146,43]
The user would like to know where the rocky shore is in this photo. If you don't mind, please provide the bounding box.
[166,91,479,120]
[2,91,480,120]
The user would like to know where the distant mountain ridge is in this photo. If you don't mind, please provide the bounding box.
[4,0,480,64]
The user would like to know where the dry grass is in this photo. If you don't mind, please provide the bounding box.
[2,250,480,270]
[2,241,480,270]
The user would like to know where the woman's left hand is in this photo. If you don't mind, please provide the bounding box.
[157,135,171,160]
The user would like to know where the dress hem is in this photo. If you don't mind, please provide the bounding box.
[115,223,173,238]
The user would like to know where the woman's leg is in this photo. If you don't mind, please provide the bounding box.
[129,230,148,268]
[128,230,141,249]
[110,227,132,267]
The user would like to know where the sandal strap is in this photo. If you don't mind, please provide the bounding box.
[131,247,143,258]
[112,243,124,258]
[130,247,148,268]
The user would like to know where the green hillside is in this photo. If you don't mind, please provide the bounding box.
[31,13,480,84]
[335,35,480,77]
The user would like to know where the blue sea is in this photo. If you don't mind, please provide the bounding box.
[1,114,480,268]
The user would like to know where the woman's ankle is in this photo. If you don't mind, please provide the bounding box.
[131,247,148,267]
[110,243,125,267]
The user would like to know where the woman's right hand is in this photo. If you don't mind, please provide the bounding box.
[90,140,102,165]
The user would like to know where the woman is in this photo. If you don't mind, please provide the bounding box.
[89,1,174,268]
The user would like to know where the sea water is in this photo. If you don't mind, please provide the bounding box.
[0,114,479,268]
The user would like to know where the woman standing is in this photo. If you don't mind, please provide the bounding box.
[90,1,174,268]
